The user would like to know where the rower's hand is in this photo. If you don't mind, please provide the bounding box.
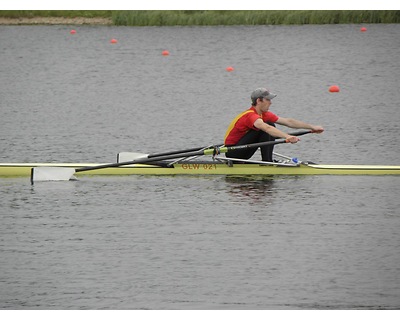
[286,135,300,144]
[311,126,324,133]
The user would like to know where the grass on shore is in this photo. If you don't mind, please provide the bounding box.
[112,10,400,26]
[1,10,399,25]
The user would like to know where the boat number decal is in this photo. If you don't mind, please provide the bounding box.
[182,164,217,170]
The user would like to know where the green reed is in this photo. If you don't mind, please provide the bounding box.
[1,10,399,25]
[111,10,400,26]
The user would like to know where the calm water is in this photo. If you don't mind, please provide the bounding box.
[0,24,400,309]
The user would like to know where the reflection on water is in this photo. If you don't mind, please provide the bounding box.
[225,176,276,204]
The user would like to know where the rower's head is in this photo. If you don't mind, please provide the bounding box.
[251,88,277,106]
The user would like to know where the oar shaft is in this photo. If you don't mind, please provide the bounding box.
[144,130,311,161]
[75,139,286,173]
[30,130,315,182]
[147,145,217,158]
[218,139,288,154]
[139,131,311,159]
[76,131,312,173]
[76,148,213,172]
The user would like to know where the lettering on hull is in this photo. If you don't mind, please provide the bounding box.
[181,164,217,170]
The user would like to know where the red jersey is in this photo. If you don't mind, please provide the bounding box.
[224,106,279,145]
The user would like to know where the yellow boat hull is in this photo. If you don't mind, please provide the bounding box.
[1,162,400,177]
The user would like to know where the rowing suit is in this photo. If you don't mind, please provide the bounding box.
[224,106,279,162]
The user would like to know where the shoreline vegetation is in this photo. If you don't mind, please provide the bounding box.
[0,10,399,26]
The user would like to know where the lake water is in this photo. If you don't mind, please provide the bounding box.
[0,24,399,310]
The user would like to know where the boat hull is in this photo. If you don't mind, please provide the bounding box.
[1,162,400,177]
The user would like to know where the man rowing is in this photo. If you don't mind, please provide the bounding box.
[224,88,324,162]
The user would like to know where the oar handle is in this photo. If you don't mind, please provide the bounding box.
[290,130,312,137]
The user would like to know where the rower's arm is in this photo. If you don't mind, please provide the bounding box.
[253,118,294,140]
[276,117,324,133]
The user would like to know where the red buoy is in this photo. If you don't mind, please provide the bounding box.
[162,50,170,56]
[360,27,367,32]
[110,39,118,44]
[70,29,76,35]
[226,66,234,72]
[329,85,340,93]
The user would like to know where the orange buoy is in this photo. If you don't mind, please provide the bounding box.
[360,27,367,32]
[162,50,170,56]
[226,66,234,72]
[70,29,76,35]
[110,39,118,44]
[329,85,340,93]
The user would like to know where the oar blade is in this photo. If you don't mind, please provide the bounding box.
[117,152,149,163]
[31,167,77,183]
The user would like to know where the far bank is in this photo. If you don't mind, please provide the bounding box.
[0,10,399,26]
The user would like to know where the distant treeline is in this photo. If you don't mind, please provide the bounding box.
[1,10,400,25]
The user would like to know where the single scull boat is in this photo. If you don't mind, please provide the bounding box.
[1,160,399,177]
[1,132,398,182]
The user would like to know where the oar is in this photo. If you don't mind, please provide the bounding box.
[118,130,313,162]
[31,130,312,183]
[31,130,313,182]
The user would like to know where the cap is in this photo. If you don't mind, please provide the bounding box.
[251,88,277,101]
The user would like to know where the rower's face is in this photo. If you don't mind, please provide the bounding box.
[260,98,271,111]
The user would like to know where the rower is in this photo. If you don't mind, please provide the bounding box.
[224,87,324,162]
